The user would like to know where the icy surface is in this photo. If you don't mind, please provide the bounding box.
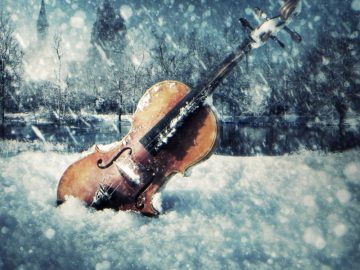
[1,150,360,269]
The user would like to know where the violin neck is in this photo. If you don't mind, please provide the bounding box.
[140,39,252,155]
[193,39,252,104]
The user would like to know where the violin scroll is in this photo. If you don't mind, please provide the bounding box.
[280,0,302,21]
[239,1,302,49]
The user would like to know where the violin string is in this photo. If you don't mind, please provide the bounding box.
[109,181,122,197]
[105,181,114,195]
[143,42,250,152]
[89,178,107,207]
[142,78,216,152]
[142,90,205,152]
[143,98,197,152]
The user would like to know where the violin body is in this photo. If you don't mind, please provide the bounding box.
[57,81,217,215]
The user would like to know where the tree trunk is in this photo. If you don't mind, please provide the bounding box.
[0,89,4,127]
[0,59,5,127]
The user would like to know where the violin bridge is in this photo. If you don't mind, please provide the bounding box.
[91,184,112,208]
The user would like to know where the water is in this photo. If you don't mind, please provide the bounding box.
[0,117,128,152]
[218,122,360,156]
[1,117,359,155]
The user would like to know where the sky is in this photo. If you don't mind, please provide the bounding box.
[2,0,358,82]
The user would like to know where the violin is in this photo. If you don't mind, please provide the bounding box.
[57,1,302,216]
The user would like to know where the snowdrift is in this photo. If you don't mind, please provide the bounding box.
[0,150,359,269]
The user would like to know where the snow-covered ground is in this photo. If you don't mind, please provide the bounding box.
[1,149,360,269]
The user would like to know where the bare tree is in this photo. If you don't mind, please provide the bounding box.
[0,11,23,127]
[53,33,66,118]
[108,73,125,132]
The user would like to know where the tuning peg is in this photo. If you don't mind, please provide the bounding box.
[284,27,302,43]
[239,18,254,31]
[270,36,286,49]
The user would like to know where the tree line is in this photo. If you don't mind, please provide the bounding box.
[0,1,359,128]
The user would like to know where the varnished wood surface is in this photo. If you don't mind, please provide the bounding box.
[131,80,218,174]
[57,80,217,215]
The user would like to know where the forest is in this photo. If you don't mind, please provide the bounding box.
[0,0,359,128]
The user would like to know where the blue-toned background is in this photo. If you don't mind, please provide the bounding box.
[0,1,360,269]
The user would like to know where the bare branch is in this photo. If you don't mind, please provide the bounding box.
[53,34,62,62]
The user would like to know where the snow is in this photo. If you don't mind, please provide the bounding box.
[303,227,326,249]
[114,161,141,185]
[69,11,86,29]
[333,223,347,237]
[336,189,351,204]
[303,195,316,208]
[14,32,27,49]
[65,126,78,145]
[92,114,132,123]
[131,54,142,67]
[246,83,271,114]
[154,97,200,150]
[343,162,360,183]
[352,0,360,11]
[94,44,114,66]
[96,261,111,270]
[44,228,56,239]
[7,3,91,82]
[31,125,46,142]
[120,5,133,21]
[1,149,360,269]
[137,92,151,111]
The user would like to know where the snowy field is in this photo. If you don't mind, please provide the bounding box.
[1,149,360,269]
